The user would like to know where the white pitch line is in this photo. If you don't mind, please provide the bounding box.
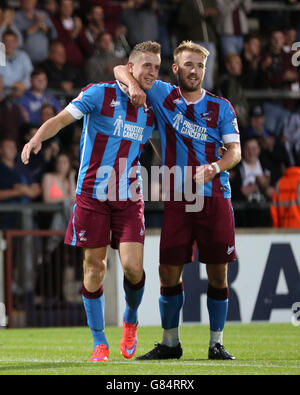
[0,359,299,370]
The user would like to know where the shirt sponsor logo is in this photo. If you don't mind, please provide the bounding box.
[113,116,144,141]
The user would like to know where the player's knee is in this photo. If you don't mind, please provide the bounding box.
[207,264,228,289]
[123,260,143,284]
[84,255,107,279]
[208,276,228,289]
[159,264,182,288]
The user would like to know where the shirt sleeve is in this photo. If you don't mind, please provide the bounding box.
[219,100,241,144]
[65,83,103,120]
[146,80,173,104]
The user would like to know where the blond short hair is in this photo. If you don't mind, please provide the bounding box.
[129,41,162,62]
[174,41,210,64]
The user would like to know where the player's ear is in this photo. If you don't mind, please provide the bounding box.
[172,63,178,75]
[128,62,134,73]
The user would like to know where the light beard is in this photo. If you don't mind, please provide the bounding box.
[177,74,202,93]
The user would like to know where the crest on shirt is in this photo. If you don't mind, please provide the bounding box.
[79,230,87,242]
[173,98,183,105]
[200,110,213,121]
[110,99,121,107]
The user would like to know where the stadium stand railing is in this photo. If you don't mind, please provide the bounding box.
[2,226,118,328]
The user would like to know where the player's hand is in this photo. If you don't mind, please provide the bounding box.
[21,139,42,165]
[128,82,146,108]
[218,146,227,157]
[194,164,217,185]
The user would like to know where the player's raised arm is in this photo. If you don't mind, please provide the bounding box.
[21,109,76,165]
[114,64,147,108]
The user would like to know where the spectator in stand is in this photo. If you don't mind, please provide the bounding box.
[244,104,271,141]
[40,103,57,124]
[14,0,57,64]
[0,138,41,228]
[0,6,23,46]
[85,31,127,83]
[0,75,26,143]
[283,26,297,54]
[42,152,76,204]
[240,33,264,90]
[20,123,49,182]
[175,0,219,92]
[18,68,61,126]
[218,53,249,131]
[0,29,33,98]
[42,0,59,15]
[84,4,105,46]
[120,0,159,47]
[259,130,290,190]
[78,0,135,37]
[230,137,273,203]
[261,29,299,135]
[39,40,81,99]
[216,0,252,55]
[50,0,93,69]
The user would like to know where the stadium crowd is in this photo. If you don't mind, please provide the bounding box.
[1,0,300,228]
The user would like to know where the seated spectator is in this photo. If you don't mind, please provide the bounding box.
[50,0,93,69]
[283,26,297,54]
[0,138,41,228]
[244,104,271,141]
[14,0,57,64]
[282,111,300,166]
[240,33,264,90]
[18,68,61,126]
[39,40,81,99]
[78,0,134,37]
[120,0,159,48]
[261,29,299,135]
[175,0,219,92]
[42,152,76,204]
[42,0,59,15]
[20,123,49,182]
[84,4,105,46]
[216,0,252,55]
[0,75,26,143]
[0,29,33,98]
[261,29,299,90]
[259,132,290,189]
[230,137,273,202]
[218,53,249,131]
[40,103,57,124]
[0,6,23,46]
[85,31,127,83]
[271,154,300,228]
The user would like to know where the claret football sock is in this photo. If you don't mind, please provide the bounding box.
[207,284,229,348]
[123,271,146,324]
[159,283,185,347]
[82,284,108,350]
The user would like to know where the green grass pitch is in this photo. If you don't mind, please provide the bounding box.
[0,324,299,375]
